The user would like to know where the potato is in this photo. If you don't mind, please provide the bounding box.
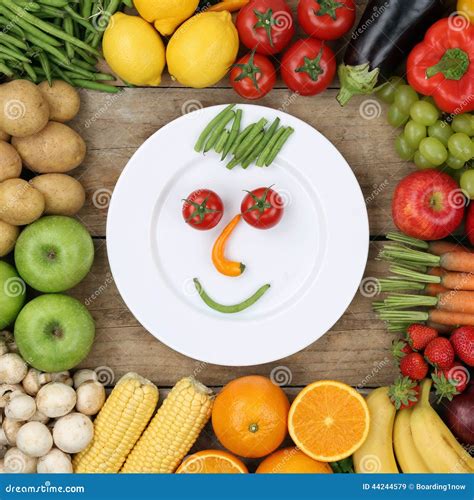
[30,174,85,216]
[38,80,80,123]
[0,80,49,138]
[0,141,22,182]
[12,121,86,173]
[0,178,45,226]
[0,220,20,256]
[0,129,10,142]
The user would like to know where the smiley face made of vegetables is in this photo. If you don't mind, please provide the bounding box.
[182,186,285,313]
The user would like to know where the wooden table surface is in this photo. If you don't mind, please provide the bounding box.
[65,0,411,391]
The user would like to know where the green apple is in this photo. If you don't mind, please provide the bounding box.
[0,261,26,329]
[15,216,94,292]
[14,294,95,372]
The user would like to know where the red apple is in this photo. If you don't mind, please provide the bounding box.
[392,169,464,240]
[465,203,474,246]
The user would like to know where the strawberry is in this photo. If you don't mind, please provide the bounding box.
[424,337,455,369]
[399,352,429,381]
[388,376,420,410]
[391,339,413,364]
[432,363,469,401]
[406,323,438,351]
[450,326,474,367]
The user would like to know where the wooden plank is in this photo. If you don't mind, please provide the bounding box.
[70,88,405,238]
[71,241,398,388]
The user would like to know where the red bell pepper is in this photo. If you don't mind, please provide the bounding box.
[407,17,474,114]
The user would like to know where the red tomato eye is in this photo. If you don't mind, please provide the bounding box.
[182,189,224,231]
[240,186,285,230]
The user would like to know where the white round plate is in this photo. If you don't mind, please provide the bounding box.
[107,104,369,366]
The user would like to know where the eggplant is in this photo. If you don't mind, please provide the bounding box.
[337,0,448,106]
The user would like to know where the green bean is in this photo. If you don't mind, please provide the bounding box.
[194,104,235,152]
[0,5,62,47]
[230,123,254,155]
[22,61,37,81]
[70,78,120,93]
[15,0,41,12]
[0,16,25,37]
[81,0,93,19]
[38,0,71,7]
[92,72,115,81]
[265,127,294,166]
[24,33,70,65]
[72,57,95,71]
[221,108,241,160]
[214,130,229,155]
[37,51,52,84]
[241,117,280,168]
[64,6,98,34]
[256,127,286,167]
[203,109,235,152]
[193,278,271,314]
[1,0,100,56]
[74,47,97,66]
[227,130,264,169]
[240,131,267,169]
[40,5,65,17]
[51,65,74,84]
[0,61,13,77]
[235,118,267,158]
[58,62,95,79]
[0,44,30,62]
[0,32,28,50]
[64,17,75,60]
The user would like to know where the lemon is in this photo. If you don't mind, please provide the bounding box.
[166,12,239,89]
[103,13,166,86]
[134,0,199,36]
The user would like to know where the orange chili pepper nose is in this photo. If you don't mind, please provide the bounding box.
[212,214,245,277]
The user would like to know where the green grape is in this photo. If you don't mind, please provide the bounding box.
[446,153,465,170]
[387,104,409,128]
[460,169,474,199]
[419,137,448,166]
[404,120,426,149]
[422,95,437,107]
[452,114,474,136]
[409,101,440,126]
[472,138,474,159]
[394,85,419,114]
[427,120,453,146]
[376,76,406,104]
[395,133,415,160]
[414,151,435,169]
[448,133,473,162]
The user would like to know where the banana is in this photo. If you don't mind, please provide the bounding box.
[411,379,474,473]
[353,387,399,473]
[393,407,430,473]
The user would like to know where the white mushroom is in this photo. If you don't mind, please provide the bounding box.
[0,384,24,408]
[3,417,23,446]
[29,410,49,424]
[5,394,36,421]
[37,448,72,473]
[76,380,105,416]
[73,369,97,389]
[36,383,76,418]
[4,447,37,473]
[0,428,7,446]
[16,421,53,458]
[53,413,93,454]
[0,354,27,384]
[22,369,51,396]
[50,371,73,387]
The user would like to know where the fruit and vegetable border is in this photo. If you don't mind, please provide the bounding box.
[0,0,473,481]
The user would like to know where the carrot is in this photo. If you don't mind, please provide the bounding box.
[389,265,474,291]
[212,214,245,277]
[440,252,474,273]
[208,0,249,12]
[426,283,449,296]
[386,232,473,255]
[384,291,474,314]
[441,272,474,290]
[378,309,474,326]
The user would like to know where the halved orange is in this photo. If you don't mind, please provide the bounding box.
[288,380,370,462]
[175,450,248,474]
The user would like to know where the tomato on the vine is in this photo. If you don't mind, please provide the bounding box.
[230,51,276,100]
[236,0,295,55]
[281,38,336,96]
[182,189,224,230]
[241,186,284,230]
[297,0,355,40]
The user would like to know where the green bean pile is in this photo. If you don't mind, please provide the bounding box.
[195,104,295,169]
[0,0,130,92]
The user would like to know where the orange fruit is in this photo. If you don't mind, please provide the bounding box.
[288,380,370,462]
[212,375,290,458]
[256,447,333,474]
[176,450,248,473]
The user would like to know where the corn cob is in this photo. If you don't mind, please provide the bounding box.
[121,377,213,473]
[73,372,159,473]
